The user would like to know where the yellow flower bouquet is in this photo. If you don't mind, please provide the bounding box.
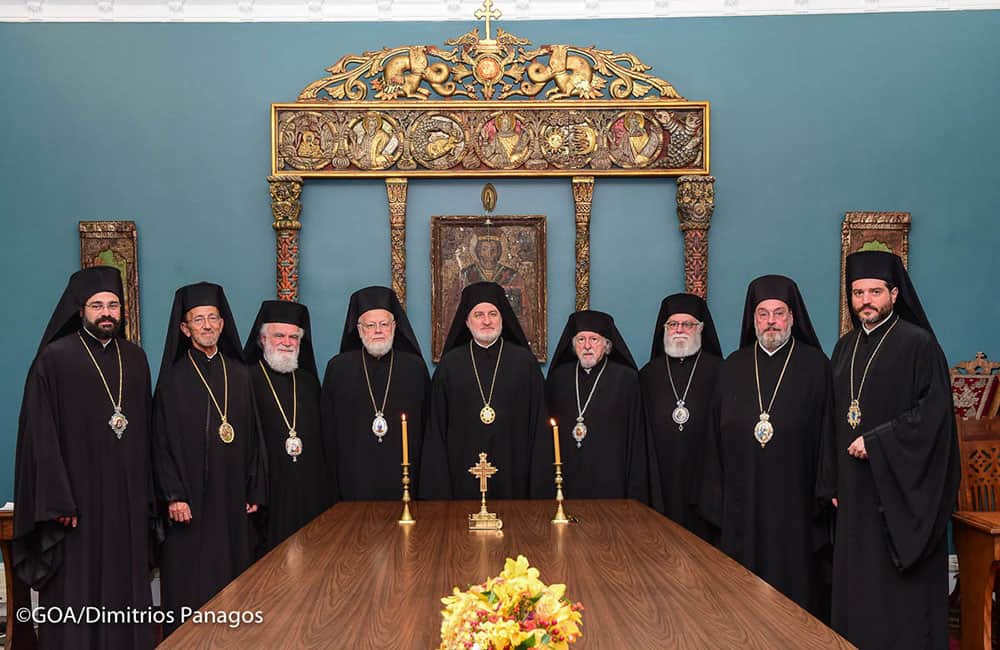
[439,555,584,650]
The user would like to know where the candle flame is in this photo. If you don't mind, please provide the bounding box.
[401,413,407,421]
[550,418,556,426]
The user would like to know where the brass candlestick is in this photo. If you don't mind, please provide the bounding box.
[552,462,570,524]
[399,463,415,524]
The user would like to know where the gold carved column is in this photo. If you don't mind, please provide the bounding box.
[385,178,409,308]
[675,176,715,298]
[268,175,303,302]
[572,176,594,311]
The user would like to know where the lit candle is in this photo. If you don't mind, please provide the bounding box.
[550,418,561,465]
[401,413,409,465]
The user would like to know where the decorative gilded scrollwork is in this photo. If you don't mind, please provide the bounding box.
[297,21,682,104]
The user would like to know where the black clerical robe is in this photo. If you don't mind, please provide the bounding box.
[13,333,155,650]
[532,361,652,503]
[820,317,958,649]
[700,339,833,615]
[250,363,329,550]
[153,351,265,633]
[420,340,546,500]
[321,349,430,501]
[640,352,722,542]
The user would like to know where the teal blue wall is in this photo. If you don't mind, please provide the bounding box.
[2,12,999,501]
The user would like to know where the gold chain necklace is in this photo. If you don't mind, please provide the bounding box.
[361,348,394,442]
[259,360,301,461]
[752,338,795,448]
[188,350,234,444]
[572,357,608,447]
[847,316,899,430]
[665,349,702,431]
[470,337,503,424]
[78,333,128,439]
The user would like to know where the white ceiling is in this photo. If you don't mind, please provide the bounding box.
[2,0,997,22]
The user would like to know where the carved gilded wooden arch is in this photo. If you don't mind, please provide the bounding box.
[268,1,715,309]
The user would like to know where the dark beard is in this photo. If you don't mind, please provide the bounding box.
[83,316,120,341]
[857,302,893,326]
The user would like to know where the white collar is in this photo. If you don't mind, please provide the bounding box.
[758,337,791,358]
[81,326,112,349]
[862,311,895,335]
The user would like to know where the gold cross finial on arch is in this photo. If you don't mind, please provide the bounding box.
[474,0,502,41]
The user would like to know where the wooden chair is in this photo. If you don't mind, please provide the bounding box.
[954,417,1000,648]
[957,417,1000,511]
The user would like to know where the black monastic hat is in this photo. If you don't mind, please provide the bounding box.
[549,310,637,374]
[738,274,822,350]
[649,293,723,361]
[845,250,934,336]
[243,300,318,377]
[37,266,126,356]
[157,282,243,389]
[440,281,532,355]
[339,285,423,357]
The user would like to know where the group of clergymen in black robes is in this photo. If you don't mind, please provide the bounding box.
[12,250,958,649]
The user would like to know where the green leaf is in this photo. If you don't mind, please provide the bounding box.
[514,636,537,650]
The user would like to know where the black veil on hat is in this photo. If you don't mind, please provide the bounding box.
[339,285,423,357]
[441,281,531,355]
[845,250,934,336]
[650,293,723,361]
[157,282,243,389]
[243,300,318,377]
[36,266,125,356]
[550,310,636,372]
[738,274,822,350]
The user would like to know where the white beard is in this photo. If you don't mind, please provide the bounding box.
[263,346,299,373]
[664,330,702,358]
[471,331,500,347]
[363,337,394,358]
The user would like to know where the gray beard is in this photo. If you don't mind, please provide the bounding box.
[263,347,298,373]
[757,328,791,352]
[363,338,393,358]
[664,332,701,358]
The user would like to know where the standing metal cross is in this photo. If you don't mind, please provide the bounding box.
[469,452,498,494]
[474,0,502,41]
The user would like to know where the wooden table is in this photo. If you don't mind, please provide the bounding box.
[160,500,850,649]
[1,510,37,650]
[953,510,1000,650]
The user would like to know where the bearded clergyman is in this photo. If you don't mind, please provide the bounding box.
[531,310,654,504]
[700,275,834,618]
[13,266,156,649]
[419,282,546,500]
[244,300,330,550]
[639,293,723,542]
[321,286,430,500]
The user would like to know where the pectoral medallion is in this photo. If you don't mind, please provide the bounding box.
[372,412,389,441]
[572,417,588,448]
[847,399,862,430]
[286,430,302,461]
[753,412,773,448]
[671,400,690,431]
[109,408,128,439]
[480,405,496,425]
[218,419,236,444]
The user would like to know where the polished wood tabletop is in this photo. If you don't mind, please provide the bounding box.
[952,510,1000,650]
[159,500,851,649]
